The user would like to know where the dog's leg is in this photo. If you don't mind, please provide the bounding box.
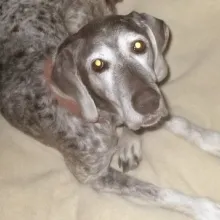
[117,127,142,172]
[92,167,220,220]
[165,116,220,157]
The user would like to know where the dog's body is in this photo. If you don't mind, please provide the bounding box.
[1,0,220,219]
[0,0,120,183]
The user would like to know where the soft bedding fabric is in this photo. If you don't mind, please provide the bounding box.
[1,0,220,219]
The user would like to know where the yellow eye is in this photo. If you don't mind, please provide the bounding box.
[91,59,107,73]
[132,40,146,54]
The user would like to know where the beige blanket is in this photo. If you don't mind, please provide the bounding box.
[1,0,220,219]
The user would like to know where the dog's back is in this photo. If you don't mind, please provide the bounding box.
[0,0,117,79]
[0,0,118,133]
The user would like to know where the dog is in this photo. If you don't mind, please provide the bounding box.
[1,0,220,219]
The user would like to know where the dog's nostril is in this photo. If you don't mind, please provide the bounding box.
[131,88,160,115]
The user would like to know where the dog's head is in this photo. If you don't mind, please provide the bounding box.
[51,12,170,130]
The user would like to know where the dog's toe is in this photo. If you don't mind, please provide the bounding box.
[118,140,142,173]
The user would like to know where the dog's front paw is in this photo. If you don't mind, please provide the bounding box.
[118,134,142,173]
[194,199,220,220]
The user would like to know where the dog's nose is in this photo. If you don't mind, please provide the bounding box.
[131,87,160,115]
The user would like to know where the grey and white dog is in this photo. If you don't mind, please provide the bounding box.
[1,0,220,219]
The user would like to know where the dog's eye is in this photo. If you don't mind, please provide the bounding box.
[132,40,146,54]
[91,59,107,73]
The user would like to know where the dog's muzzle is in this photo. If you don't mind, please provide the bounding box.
[127,86,168,130]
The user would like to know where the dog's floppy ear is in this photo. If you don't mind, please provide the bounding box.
[50,37,98,122]
[129,11,170,82]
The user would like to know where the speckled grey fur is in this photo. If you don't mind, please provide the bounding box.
[2,1,218,218]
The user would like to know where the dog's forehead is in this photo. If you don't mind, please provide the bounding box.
[80,15,143,40]
[79,15,146,55]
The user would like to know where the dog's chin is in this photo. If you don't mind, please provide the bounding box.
[142,114,165,129]
[126,108,169,131]
[142,107,169,128]
[126,116,161,131]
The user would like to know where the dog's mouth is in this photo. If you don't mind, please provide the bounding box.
[126,111,168,131]
[142,107,168,128]
[124,101,169,131]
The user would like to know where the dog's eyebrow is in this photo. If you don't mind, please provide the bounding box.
[86,45,116,68]
[118,32,147,43]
